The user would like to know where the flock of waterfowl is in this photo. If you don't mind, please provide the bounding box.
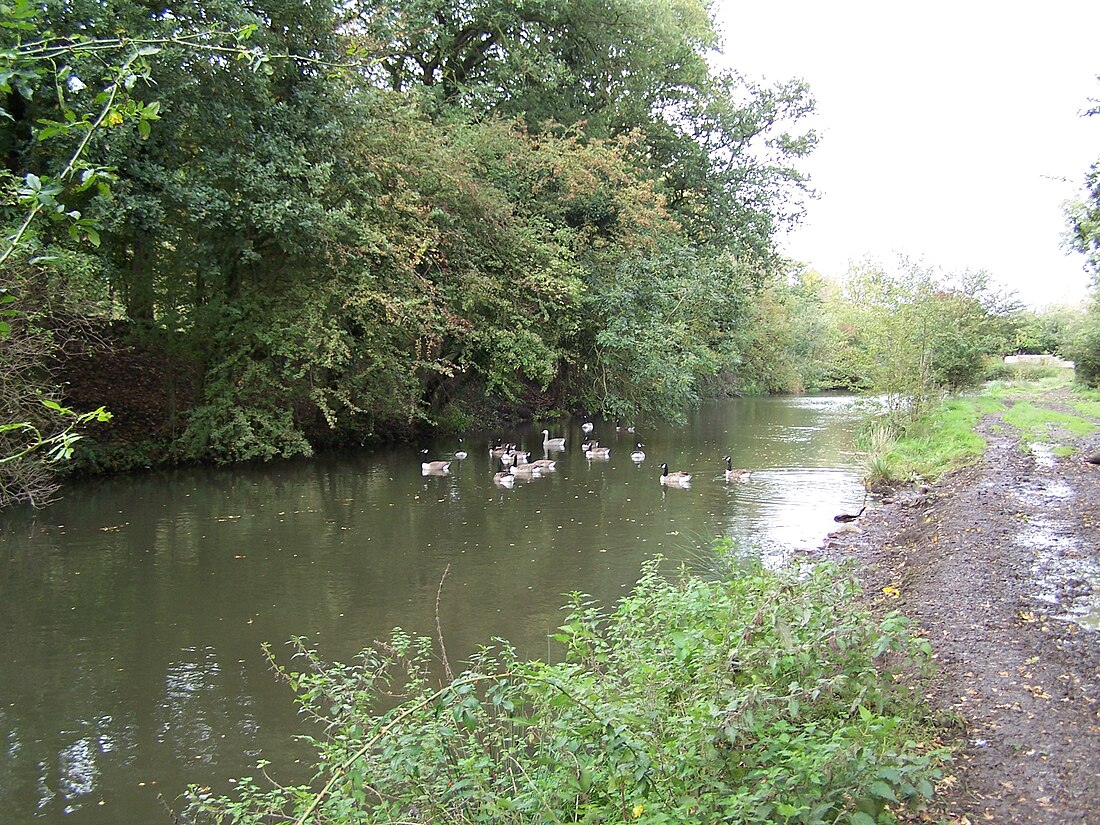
[419,422,754,489]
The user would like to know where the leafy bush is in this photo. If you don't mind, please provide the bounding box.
[1068,304,1100,387]
[184,557,948,824]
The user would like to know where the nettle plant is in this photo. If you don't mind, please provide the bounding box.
[185,554,948,824]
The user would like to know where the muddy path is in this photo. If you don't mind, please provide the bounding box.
[820,391,1100,824]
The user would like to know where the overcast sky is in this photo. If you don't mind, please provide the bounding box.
[711,1,1099,308]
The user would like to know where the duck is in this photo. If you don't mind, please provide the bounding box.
[581,421,594,434]
[584,444,611,459]
[659,463,692,485]
[542,429,566,449]
[723,456,751,482]
[420,450,451,473]
[630,443,646,462]
[454,439,468,460]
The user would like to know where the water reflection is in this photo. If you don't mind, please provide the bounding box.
[0,394,869,823]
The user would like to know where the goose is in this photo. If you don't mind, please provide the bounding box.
[489,440,513,457]
[493,459,516,486]
[581,435,598,451]
[616,424,635,433]
[581,421,594,434]
[526,457,557,471]
[723,456,751,482]
[630,443,646,462]
[421,450,451,473]
[834,496,868,523]
[584,444,611,459]
[509,458,543,478]
[659,463,692,485]
[542,429,566,449]
[454,439,468,460]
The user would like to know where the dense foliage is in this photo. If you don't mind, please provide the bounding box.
[823,260,1020,424]
[2,0,821,495]
[185,556,947,824]
[1063,86,1100,387]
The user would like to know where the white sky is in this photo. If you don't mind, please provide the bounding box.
[711,1,1100,308]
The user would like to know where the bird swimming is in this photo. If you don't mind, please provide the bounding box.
[542,429,566,449]
[723,456,751,482]
[420,450,451,473]
[659,463,692,485]
[630,443,646,462]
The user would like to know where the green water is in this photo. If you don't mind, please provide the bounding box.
[0,394,870,822]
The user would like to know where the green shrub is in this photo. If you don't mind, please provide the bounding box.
[184,557,948,824]
[1068,306,1100,387]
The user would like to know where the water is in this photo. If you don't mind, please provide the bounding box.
[0,395,869,822]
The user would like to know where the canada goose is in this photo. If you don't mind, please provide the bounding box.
[489,440,513,457]
[454,439,468,460]
[833,495,868,523]
[585,444,611,459]
[493,458,516,486]
[630,443,646,462]
[833,505,866,523]
[581,436,598,451]
[542,429,566,449]
[527,457,557,471]
[509,458,543,477]
[420,450,451,473]
[616,424,635,433]
[723,456,751,482]
[659,463,692,485]
[581,422,594,434]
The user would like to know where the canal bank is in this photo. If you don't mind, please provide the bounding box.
[820,388,1100,823]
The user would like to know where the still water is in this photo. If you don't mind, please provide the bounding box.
[0,395,869,823]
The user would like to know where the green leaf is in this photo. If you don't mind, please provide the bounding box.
[849,814,876,825]
[868,780,897,801]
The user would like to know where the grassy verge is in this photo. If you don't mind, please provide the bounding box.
[863,396,1003,485]
[864,370,1099,485]
[184,555,950,824]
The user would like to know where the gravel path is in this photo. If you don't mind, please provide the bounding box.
[819,392,1100,823]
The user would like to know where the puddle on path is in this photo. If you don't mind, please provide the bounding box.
[1016,513,1100,631]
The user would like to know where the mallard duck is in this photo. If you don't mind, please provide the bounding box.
[659,463,692,485]
[542,429,566,449]
[630,443,646,462]
[420,450,451,473]
[723,456,751,481]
